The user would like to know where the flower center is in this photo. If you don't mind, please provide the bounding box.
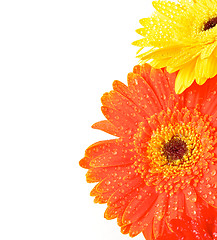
[146,123,201,175]
[203,17,217,31]
[132,108,217,194]
[162,136,187,163]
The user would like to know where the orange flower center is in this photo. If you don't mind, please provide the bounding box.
[146,122,202,178]
[162,137,187,162]
[133,107,217,194]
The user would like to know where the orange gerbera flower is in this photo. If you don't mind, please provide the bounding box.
[79,64,217,239]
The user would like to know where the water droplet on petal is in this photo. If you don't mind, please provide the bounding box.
[203,194,207,199]
[105,180,111,185]
[137,195,142,200]
[211,169,216,176]
[209,200,215,205]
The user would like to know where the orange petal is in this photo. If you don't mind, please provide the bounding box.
[94,191,111,204]
[196,182,217,208]
[85,139,119,159]
[108,90,146,122]
[153,218,166,239]
[90,153,133,168]
[104,206,120,220]
[79,156,91,169]
[149,68,175,109]
[101,92,114,108]
[107,177,144,208]
[127,72,163,116]
[121,224,131,235]
[86,166,115,183]
[101,106,137,136]
[183,185,197,203]
[112,80,132,100]
[96,166,133,193]
[166,191,184,221]
[92,120,119,136]
[122,188,158,225]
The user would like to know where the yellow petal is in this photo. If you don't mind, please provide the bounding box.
[132,38,147,47]
[195,54,217,85]
[136,47,145,55]
[196,76,207,85]
[150,58,171,69]
[175,73,186,94]
[195,57,207,81]
[167,46,202,68]
[153,0,186,22]
[213,45,217,57]
[136,28,150,38]
[139,18,150,27]
[175,59,196,94]
[132,38,153,49]
[198,0,217,8]
[200,42,217,59]
[179,0,194,8]
[167,57,195,73]
[138,45,183,62]
[167,65,183,73]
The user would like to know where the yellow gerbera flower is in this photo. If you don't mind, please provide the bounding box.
[133,0,217,93]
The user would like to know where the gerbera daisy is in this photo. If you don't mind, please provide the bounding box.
[79,64,217,239]
[133,0,217,94]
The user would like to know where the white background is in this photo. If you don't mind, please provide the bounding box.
[0,1,154,239]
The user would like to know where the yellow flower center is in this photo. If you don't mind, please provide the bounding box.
[203,16,217,31]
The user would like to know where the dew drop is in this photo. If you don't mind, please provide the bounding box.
[137,195,142,200]
[112,150,118,155]
[203,194,208,199]
[211,169,216,176]
[105,180,111,185]
[209,200,215,205]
